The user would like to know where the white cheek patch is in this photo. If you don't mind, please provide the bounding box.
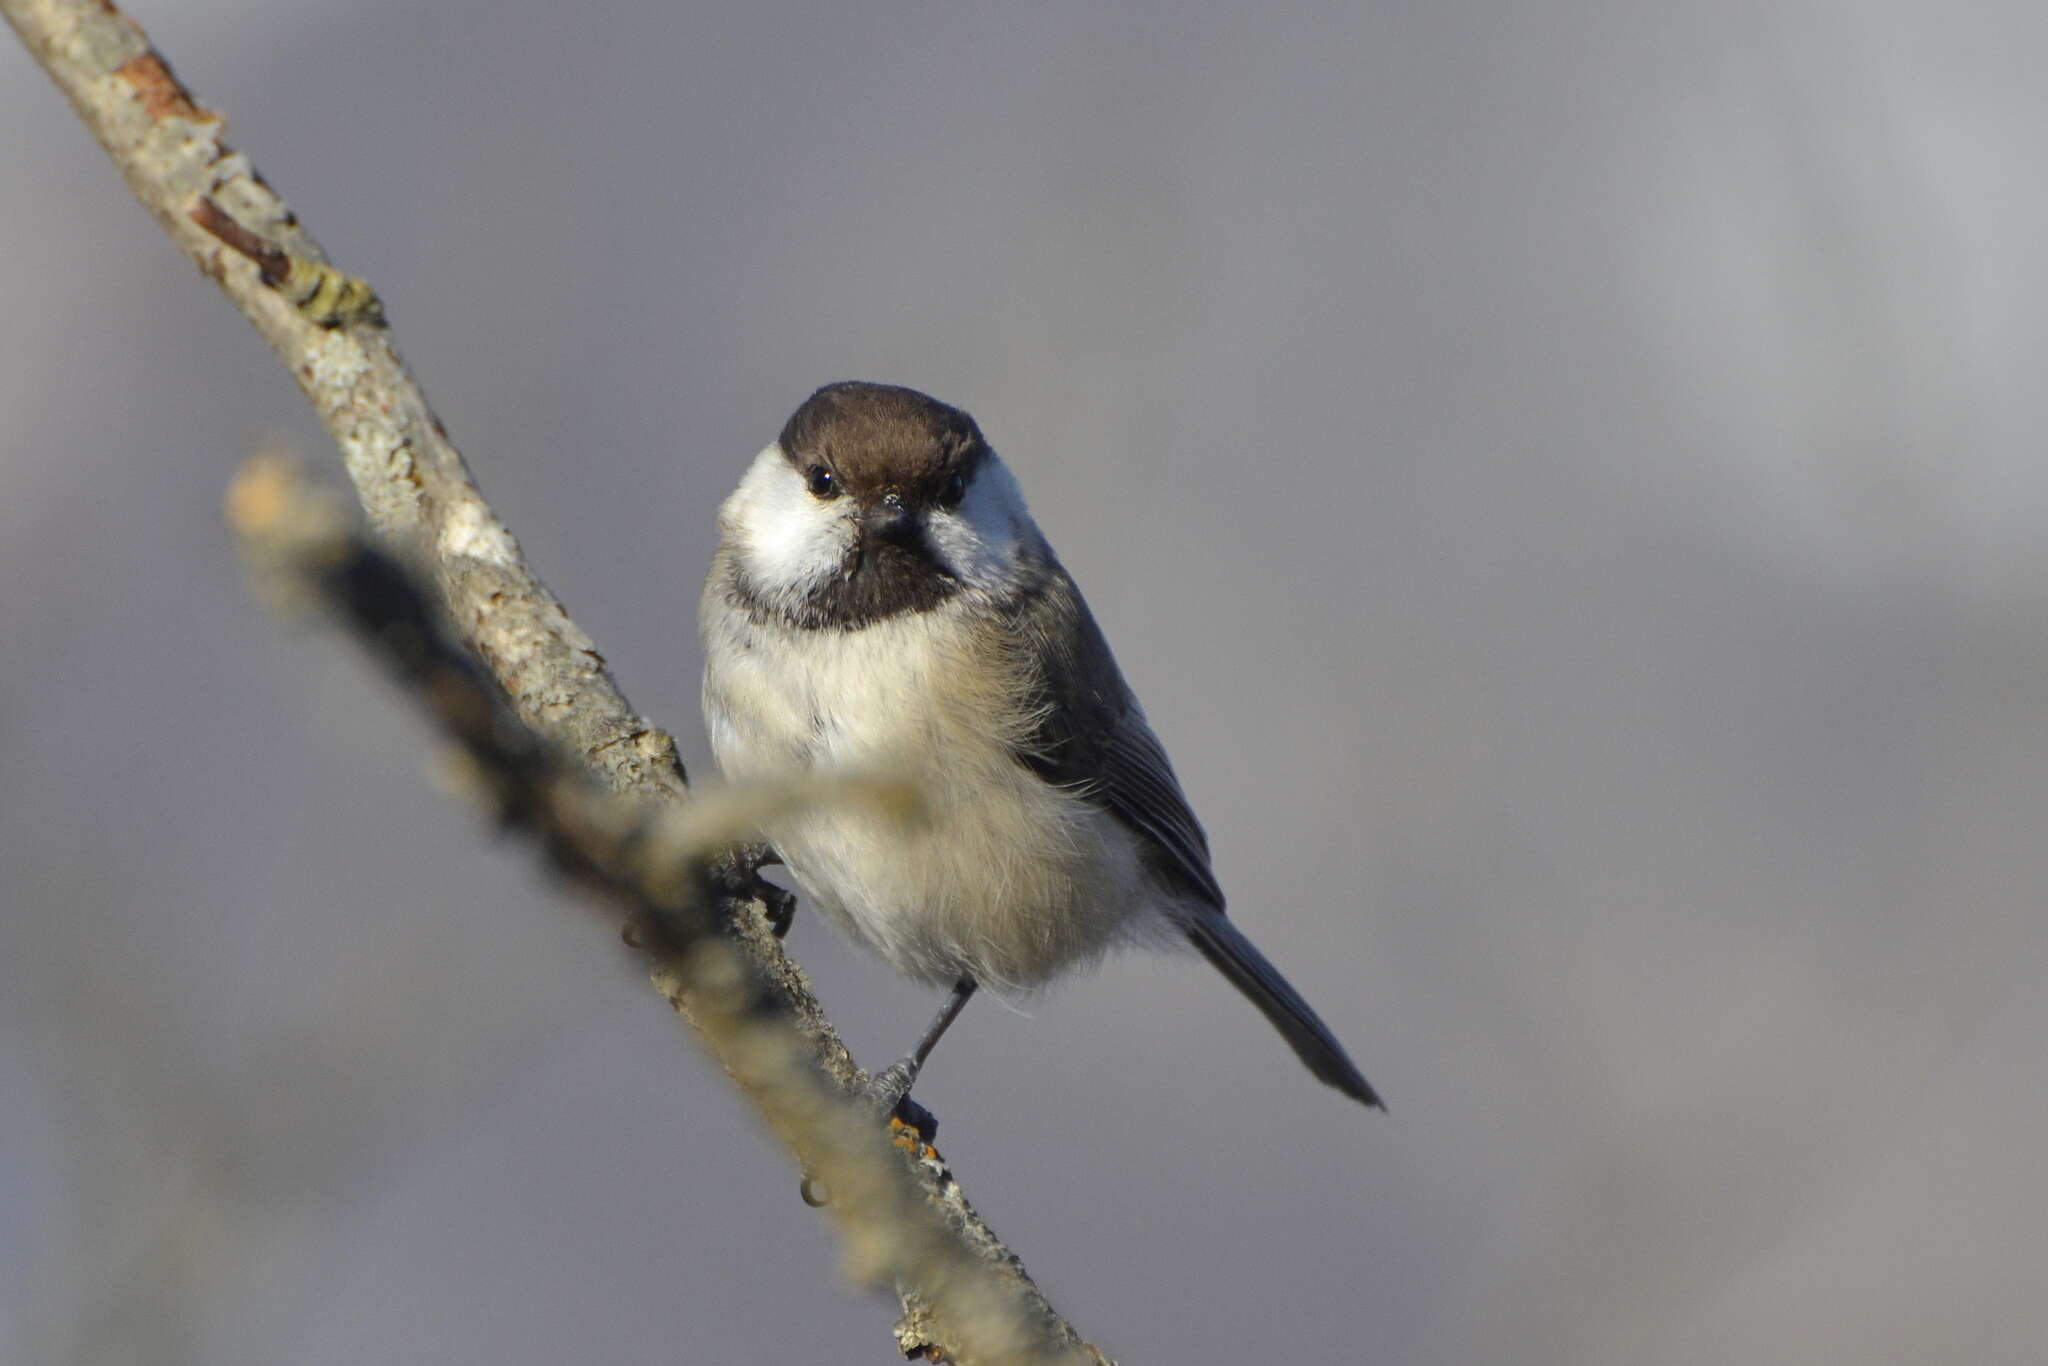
[722,445,853,597]
[925,452,1030,591]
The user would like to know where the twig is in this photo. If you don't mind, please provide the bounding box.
[5,2,1110,1359]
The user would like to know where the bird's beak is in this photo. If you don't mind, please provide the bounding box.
[861,488,918,546]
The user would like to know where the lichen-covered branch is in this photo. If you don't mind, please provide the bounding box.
[4,1,1110,1359]
[1,0,681,803]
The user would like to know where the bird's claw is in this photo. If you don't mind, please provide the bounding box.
[800,1065,938,1202]
[758,883,797,938]
[863,1060,938,1144]
[712,841,797,938]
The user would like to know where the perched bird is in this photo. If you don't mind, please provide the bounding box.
[701,381,1380,1115]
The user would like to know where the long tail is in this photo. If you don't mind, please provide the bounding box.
[1187,913,1383,1109]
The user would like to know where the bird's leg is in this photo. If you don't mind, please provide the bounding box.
[865,978,978,1140]
[710,841,797,938]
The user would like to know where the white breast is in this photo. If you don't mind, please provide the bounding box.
[701,577,1154,991]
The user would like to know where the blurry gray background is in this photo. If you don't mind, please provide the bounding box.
[5,3,2046,1362]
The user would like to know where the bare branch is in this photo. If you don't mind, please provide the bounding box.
[5,1,1112,1359]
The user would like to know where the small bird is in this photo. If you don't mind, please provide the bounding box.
[701,381,1381,1115]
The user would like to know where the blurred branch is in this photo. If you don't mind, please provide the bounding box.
[5,2,1109,1360]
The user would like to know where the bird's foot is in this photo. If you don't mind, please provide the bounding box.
[863,1059,938,1144]
[802,1064,938,1202]
[711,841,797,938]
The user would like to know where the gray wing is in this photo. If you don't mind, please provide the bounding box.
[1003,558,1383,1107]
[1001,561,1227,910]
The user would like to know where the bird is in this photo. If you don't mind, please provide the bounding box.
[700,380,1380,1118]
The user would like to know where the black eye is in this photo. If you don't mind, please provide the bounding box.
[805,465,839,499]
[939,472,967,508]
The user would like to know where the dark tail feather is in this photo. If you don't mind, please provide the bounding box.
[1187,913,1384,1110]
